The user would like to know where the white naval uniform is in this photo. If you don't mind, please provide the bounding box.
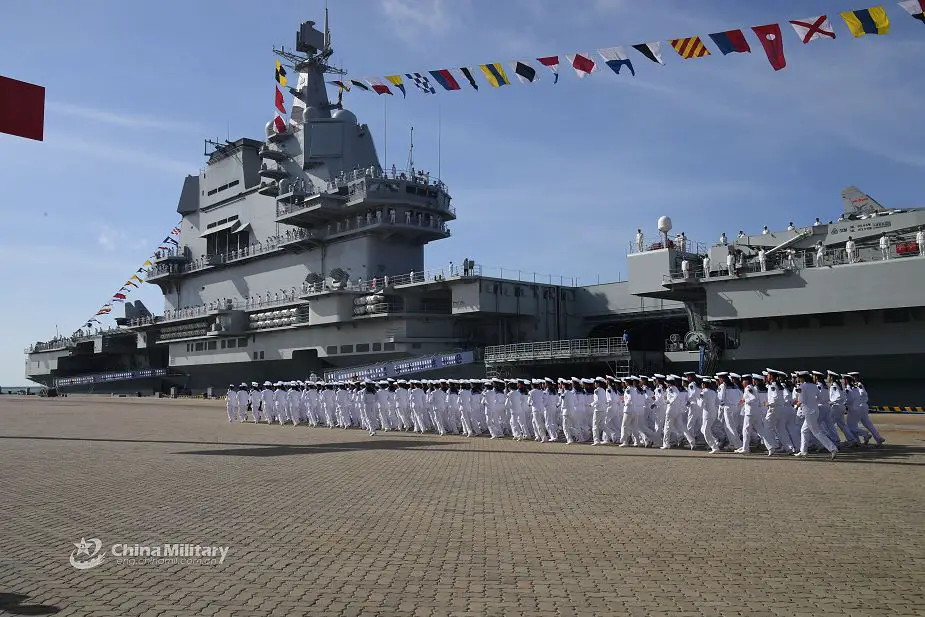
[829,383,857,444]
[260,388,275,423]
[591,386,608,445]
[795,383,838,455]
[225,390,236,422]
[544,388,560,441]
[849,383,884,444]
[560,389,579,444]
[686,382,703,447]
[236,389,250,422]
[765,382,795,453]
[528,387,548,442]
[699,388,720,451]
[740,385,775,453]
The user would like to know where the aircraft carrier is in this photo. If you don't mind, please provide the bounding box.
[24,17,925,403]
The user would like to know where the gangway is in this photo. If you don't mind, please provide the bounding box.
[484,337,629,368]
[324,350,478,382]
[766,228,813,257]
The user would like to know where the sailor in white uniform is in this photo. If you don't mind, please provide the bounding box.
[528,379,549,442]
[661,375,685,449]
[827,370,858,446]
[543,378,560,442]
[591,378,609,446]
[844,373,885,446]
[793,372,838,459]
[699,378,721,453]
[248,382,261,423]
[765,370,795,454]
[235,383,250,422]
[684,373,702,449]
[225,384,237,422]
[737,374,776,454]
[260,381,275,423]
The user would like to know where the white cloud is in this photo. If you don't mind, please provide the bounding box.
[46,101,200,133]
[379,0,467,43]
[46,133,198,175]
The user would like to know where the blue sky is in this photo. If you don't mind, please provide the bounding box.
[2,0,923,385]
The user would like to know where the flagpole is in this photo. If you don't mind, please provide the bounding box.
[437,100,442,181]
[383,94,388,169]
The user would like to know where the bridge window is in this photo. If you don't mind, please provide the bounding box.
[195,342,204,351]
[220,340,226,349]
[237,338,248,348]
[326,346,338,355]
[356,343,370,353]
[340,345,353,354]
[227,339,237,349]
[207,341,217,350]
[253,352,258,360]
[384,342,395,351]
[372,343,382,351]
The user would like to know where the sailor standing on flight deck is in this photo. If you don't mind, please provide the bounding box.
[879,233,890,260]
[845,236,857,264]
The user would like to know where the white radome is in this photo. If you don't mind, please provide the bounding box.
[657,216,673,233]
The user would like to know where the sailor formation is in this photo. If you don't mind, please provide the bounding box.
[225,371,884,458]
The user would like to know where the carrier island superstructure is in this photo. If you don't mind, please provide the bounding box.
[24,19,683,393]
[24,18,925,402]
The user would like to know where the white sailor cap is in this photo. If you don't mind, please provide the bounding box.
[239,382,248,387]
[557,378,567,384]
[262,381,271,386]
[695,375,706,380]
[846,372,860,377]
[811,370,824,377]
[741,374,754,380]
[387,378,396,383]
[532,379,544,385]
[581,378,594,384]
[826,370,839,377]
[715,372,728,377]
[228,384,235,387]
[797,371,810,377]
[544,377,555,384]
[752,373,764,379]
[683,371,696,377]
[728,373,740,379]
[666,374,679,381]
[653,373,666,379]
[378,380,389,385]
[397,379,408,384]
[251,382,259,387]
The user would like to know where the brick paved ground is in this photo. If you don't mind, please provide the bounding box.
[0,396,923,617]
